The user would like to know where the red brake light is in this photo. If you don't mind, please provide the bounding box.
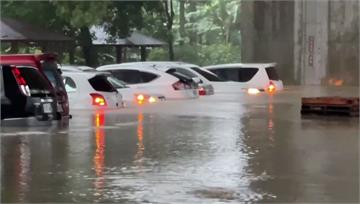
[268,81,276,94]
[90,93,107,106]
[11,67,31,96]
[12,67,26,85]
[198,87,206,95]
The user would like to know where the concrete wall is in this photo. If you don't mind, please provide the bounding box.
[327,1,359,85]
[241,0,359,86]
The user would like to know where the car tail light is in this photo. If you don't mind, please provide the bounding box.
[268,81,276,94]
[90,93,107,106]
[172,81,191,90]
[135,94,158,104]
[198,87,206,96]
[11,67,31,96]
[136,94,145,104]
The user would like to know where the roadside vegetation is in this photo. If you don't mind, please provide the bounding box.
[0,0,242,66]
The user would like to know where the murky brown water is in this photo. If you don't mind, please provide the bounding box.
[1,86,359,203]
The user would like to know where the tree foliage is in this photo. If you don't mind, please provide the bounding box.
[1,0,242,66]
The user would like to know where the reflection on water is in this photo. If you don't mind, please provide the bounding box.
[93,111,106,195]
[134,112,145,168]
[267,96,275,144]
[15,137,30,202]
[1,86,358,203]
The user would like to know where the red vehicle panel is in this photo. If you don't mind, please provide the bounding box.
[0,53,70,119]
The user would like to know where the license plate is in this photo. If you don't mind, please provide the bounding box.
[57,103,63,112]
[43,103,52,113]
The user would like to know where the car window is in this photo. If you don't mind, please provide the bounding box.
[110,70,141,84]
[210,68,258,82]
[18,67,52,94]
[213,69,238,81]
[0,67,4,98]
[191,67,224,81]
[88,75,116,92]
[265,67,280,80]
[140,71,158,83]
[210,69,229,81]
[42,61,65,90]
[238,68,258,82]
[107,76,128,89]
[43,69,64,89]
[63,76,77,92]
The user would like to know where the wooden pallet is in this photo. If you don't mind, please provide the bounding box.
[301,97,359,117]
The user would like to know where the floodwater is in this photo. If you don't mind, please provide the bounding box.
[1,86,359,203]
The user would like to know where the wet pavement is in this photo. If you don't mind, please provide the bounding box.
[1,86,359,203]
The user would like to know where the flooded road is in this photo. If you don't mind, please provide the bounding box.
[1,86,359,203]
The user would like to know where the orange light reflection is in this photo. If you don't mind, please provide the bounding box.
[134,112,145,169]
[93,111,105,193]
[268,96,275,144]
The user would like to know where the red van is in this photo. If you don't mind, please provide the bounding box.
[0,53,70,119]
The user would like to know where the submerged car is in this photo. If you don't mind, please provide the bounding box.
[1,65,56,121]
[111,62,215,96]
[203,63,284,94]
[0,54,70,119]
[97,64,199,100]
[62,71,123,110]
[60,65,164,105]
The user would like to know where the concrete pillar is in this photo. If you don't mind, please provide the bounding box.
[241,1,295,84]
[240,1,255,62]
[294,0,328,85]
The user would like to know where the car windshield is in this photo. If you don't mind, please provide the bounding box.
[18,67,52,94]
[191,67,225,81]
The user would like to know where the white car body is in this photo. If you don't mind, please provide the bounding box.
[123,61,246,94]
[62,71,123,110]
[60,65,165,105]
[116,61,215,96]
[97,64,199,100]
[203,63,284,92]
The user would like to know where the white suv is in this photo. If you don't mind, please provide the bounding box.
[115,61,215,96]
[97,64,199,100]
[203,63,284,93]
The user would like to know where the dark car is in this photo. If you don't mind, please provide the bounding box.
[1,65,56,121]
[0,54,70,119]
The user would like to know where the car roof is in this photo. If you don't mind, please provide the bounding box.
[97,64,168,75]
[203,63,277,69]
[119,61,200,69]
[61,70,110,78]
[98,61,201,72]
[0,53,57,67]
[60,65,95,72]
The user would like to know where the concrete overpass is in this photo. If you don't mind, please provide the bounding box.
[240,0,359,86]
